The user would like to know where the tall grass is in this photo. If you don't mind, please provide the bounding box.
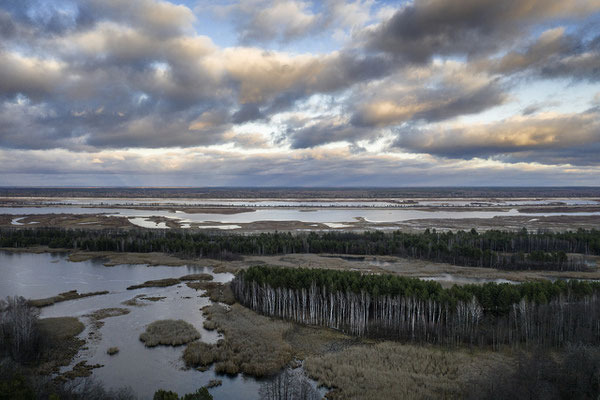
[140,320,200,347]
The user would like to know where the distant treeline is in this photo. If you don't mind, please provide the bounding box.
[232,266,600,347]
[2,227,600,271]
[1,186,600,198]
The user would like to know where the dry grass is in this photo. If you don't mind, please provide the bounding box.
[68,251,196,266]
[206,379,222,388]
[139,319,201,347]
[38,316,84,340]
[29,290,109,308]
[183,304,294,377]
[122,295,146,307]
[87,308,130,321]
[186,281,236,305]
[304,342,514,400]
[106,346,119,355]
[57,360,104,382]
[181,300,515,398]
[183,341,222,367]
[203,320,217,331]
[186,281,218,291]
[86,308,131,332]
[35,317,85,376]
[127,278,180,290]
[179,273,213,281]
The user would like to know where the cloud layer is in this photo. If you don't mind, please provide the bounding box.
[0,0,599,185]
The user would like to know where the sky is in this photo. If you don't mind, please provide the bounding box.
[0,0,599,187]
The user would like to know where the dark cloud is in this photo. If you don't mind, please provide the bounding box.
[485,28,600,81]
[392,111,600,165]
[232,104,264,124]
[351,69,506,128]
[0,11,16,38]
[366,0,600,63]
[2,147,597,187]
[287,117,373,148]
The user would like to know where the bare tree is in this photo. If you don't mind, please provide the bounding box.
[259,368,320,400]
[0,296,41,362]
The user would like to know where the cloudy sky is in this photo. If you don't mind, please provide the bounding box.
[1,0,599,186]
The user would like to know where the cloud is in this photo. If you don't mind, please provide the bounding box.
[213,0,319,43]
[393,111,600,165]
[286,115,374,148]
[85,0,196,38]
[1,0,600,186]
[212,0,378,44]
[232,104,264,124]
[365,0,600,63]
[2,146,599,186]
[351,62,506,127]
[483,27,600,81]
[0,51,64,100]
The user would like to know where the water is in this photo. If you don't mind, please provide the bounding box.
[0,251,271,399]
[2,205,600,229]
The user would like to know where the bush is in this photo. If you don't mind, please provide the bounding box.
[154,387,213,400]
[154,389,179,400]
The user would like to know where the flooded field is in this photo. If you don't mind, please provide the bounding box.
[2,203,600,231]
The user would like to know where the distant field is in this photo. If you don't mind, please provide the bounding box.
[1,186,600,199]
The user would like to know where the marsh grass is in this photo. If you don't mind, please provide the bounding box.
[179,273,213,281]
[203,320,217,331]
[183,301,512,398]
[29,290,109,308]
[303,342,513,400]
[139,320,201,347]
[38,317,84,340]
[127,278,180,290]
[57,360,103,382]
[186,282,235,305]
[88,308,130,321]
[35,317,85,376]
[183,304,293,377]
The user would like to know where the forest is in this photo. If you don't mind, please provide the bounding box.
[232,266,600,347]
[2,227,600,271]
